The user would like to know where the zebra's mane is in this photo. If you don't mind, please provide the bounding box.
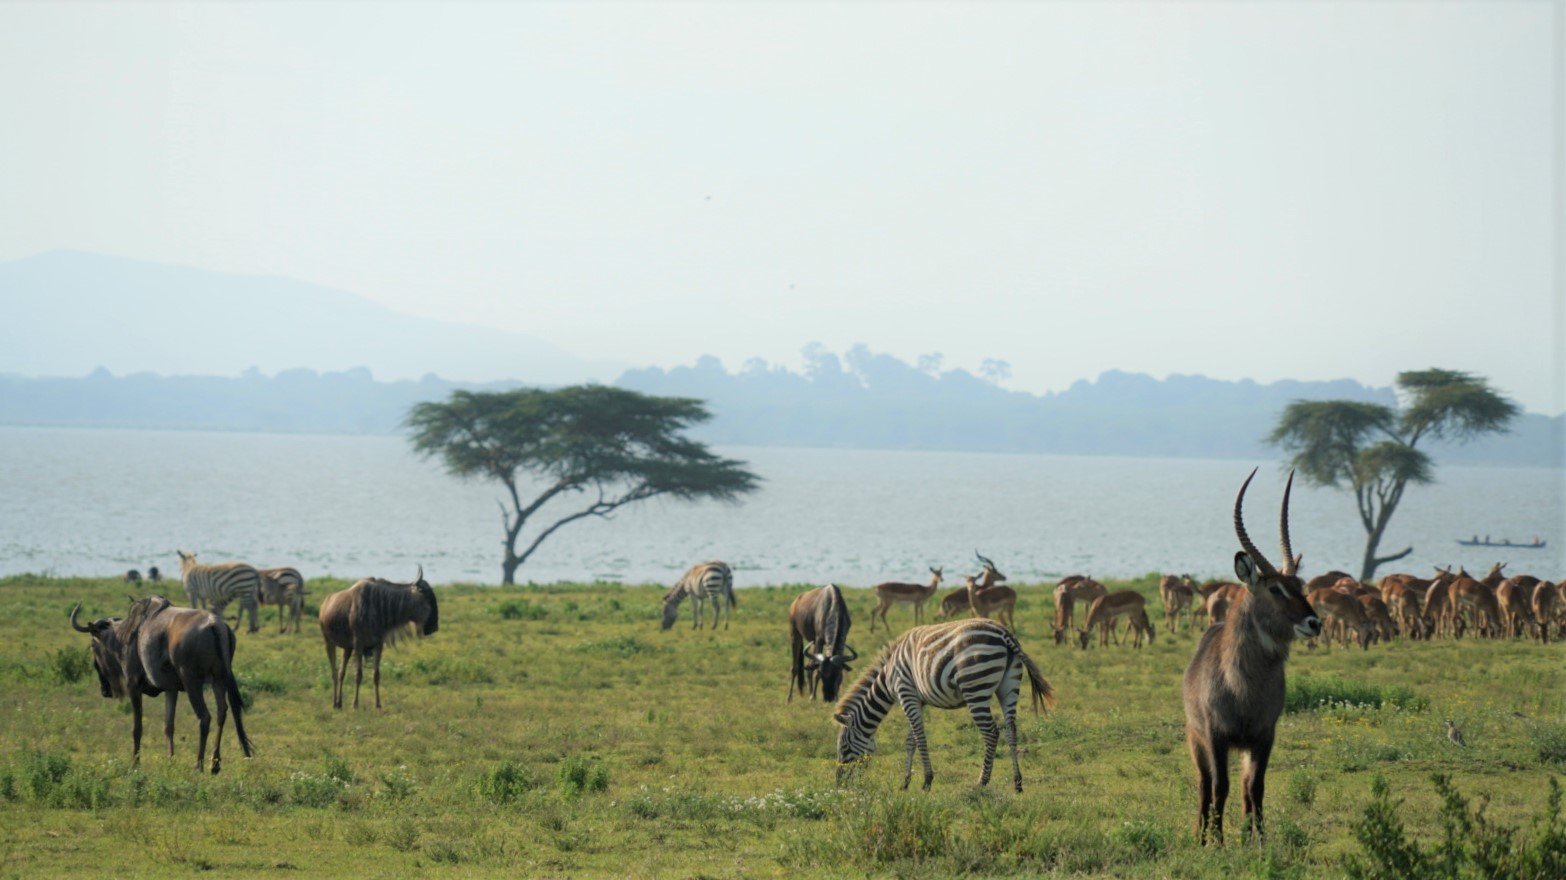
[832,636,899,717]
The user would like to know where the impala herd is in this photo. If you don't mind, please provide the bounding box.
[63,471,1560,846]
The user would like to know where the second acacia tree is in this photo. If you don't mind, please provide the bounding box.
[406,385,761,585]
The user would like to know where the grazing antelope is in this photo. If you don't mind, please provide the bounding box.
[833,618,1054,792]
[660,561,736,630]
[1303,570,1355,593]
[1496,576,1539,639]
[71,597,253,774]
[319,567,439,710]
[868,567,943,633]
[1052,576,1108,644]
[1447,572,1501,639]
[176,550,262,635]
[1183,470,1322,845]
[964,575,1018,630]
[1357,593,1398,643]
[257,566,307,634]
[1384,580,1428,640]
[1306,587,1374,650]
[1532,581,1560,643]
[1161,575,1197,633]
[787,584,858,703]
[1078,590,1155,649]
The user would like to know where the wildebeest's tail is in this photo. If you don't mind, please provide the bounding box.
[216,626,254,757]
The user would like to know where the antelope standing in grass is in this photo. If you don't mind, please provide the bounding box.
[1077,591,1155,649]
[1447,572,1501,639]
[1183,470,1322,845]
[71,597,253,773]
[319,567,439,709]
[868,567,943,633]
[1532,581,1561,643]
[973,551,1007,589]
[1496,576,1539,639]
[833,618,1054,792]
[1306,587,1374,650]
[1164,579,1197,634]
[787,584,858,703]
[1357,593,1398,643]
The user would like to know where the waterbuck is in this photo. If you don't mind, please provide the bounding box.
[787,584,858,703]
[1182,469,1322,845]
[319,566,439,709]
[70,596,253,774]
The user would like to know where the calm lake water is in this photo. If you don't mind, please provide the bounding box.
[1,426,1561,587]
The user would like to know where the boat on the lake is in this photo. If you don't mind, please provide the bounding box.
[1455,537,1547,549]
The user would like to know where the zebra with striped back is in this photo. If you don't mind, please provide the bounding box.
[258,566,307,634]
[833,618,1054,792]
[660,561,736,630]
[176,550,261,634]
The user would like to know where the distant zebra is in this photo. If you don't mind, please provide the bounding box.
[660,561,736,630]
[177,550,261,634]
[833,618,1054,792]
[258,566,307,634]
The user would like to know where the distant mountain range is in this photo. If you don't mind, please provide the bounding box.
[0,250,622,385]
[0,251,1559,466]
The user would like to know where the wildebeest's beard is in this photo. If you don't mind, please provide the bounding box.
[418,583,439,635]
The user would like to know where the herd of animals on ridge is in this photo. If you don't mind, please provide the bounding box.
[64,471,1564,845]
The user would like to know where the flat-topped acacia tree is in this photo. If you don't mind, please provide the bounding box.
[1268,369,1518,582]
[406,385,761,585]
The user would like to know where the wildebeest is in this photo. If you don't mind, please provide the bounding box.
[1183,470,1322,845]
[123,569,142,583]
[147,565,162,582]
[70,596,253,774]
[319,567,439,709]
[787,584,857,703]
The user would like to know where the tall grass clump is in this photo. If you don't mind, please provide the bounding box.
[50,646,92,684]
[1285,676,1427,713]
[1346,774,1566,879]
[556,755,609,799]
[476,760,535,805]
[494,599,547,620]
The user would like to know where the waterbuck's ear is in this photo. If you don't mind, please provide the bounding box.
[1235,552,1263,589]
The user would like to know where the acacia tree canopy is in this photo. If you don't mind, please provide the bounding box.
[1268,369,1517,581]
[406,385,761,584]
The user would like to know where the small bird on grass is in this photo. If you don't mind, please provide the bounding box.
[1445,720,1468,747]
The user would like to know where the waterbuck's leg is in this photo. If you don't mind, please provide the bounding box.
[965,698,1000,787]
[1188,733,1216,845]
[1209,741,1231,845]
[164,690,180,759]
[1241,739,1273,842]
[899,696,934,791]
[184,682,213,773]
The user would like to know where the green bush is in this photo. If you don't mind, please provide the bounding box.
[1286,676,1427,713]
[495,599,547,621]
[51,647,92,684]
[556,755,609,799]
[476,760,534,805]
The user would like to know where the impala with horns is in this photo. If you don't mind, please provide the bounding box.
[973,551,1007,589]
[319,566,439,710]
[1077,591,1154,649]
[787,584,858,703]
[868,567,943,633]
[71,596,254,774]
[1183,470,1322,845]
[940,574,1017,630]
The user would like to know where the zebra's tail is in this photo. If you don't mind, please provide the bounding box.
[1016,643,1055,715]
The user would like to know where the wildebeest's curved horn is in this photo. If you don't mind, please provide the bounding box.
[1234,468,1277,577]
[1279,470,1297,576]
[70,603,91,632]
[414,564,424,584]
[843,645,858,661]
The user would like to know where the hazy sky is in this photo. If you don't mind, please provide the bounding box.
[2,1,1560,414]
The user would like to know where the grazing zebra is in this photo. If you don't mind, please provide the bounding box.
[258,566,307,634]
[176,550,261,634]
[833,618,1054,792]
[660,561,736,630]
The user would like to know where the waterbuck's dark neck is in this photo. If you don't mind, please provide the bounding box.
[1218,593,1295,697]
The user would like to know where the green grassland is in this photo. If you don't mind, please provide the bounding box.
[2,573,1564,878]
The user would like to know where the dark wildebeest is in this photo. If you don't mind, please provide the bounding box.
[147,565,162,582]
[70,596,253,774]
[123,569,142,583]
[1183,469,1321,845]
[319,567,439,709]
[787,584,857,703]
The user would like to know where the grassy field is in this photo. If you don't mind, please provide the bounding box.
[2,572,1564,878]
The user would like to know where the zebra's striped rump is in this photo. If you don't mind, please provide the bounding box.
[177,551,262,634]
[833,618,1053,792]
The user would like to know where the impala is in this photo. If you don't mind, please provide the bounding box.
[868,567,943,633]
[1183,469,1322,845]
[1532,581,1561,644]
[1052,576,1107,644]
[1306,587,1373,650]
[1077,590,1154,649]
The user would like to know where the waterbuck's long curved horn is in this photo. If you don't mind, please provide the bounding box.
[70,603,91,632]
[1278,470,1297,576]
[1234,468,1278,576]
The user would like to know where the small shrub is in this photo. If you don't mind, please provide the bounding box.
[289,771,347,808]
[495,599,547,621]
[1288,769,1318,805]
[1286,677,1426,714]
[556,755,609,799]
[476,760,534,805]
[322,755,355,784]
[50,647,92,684]
[1531,724,1566,772]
